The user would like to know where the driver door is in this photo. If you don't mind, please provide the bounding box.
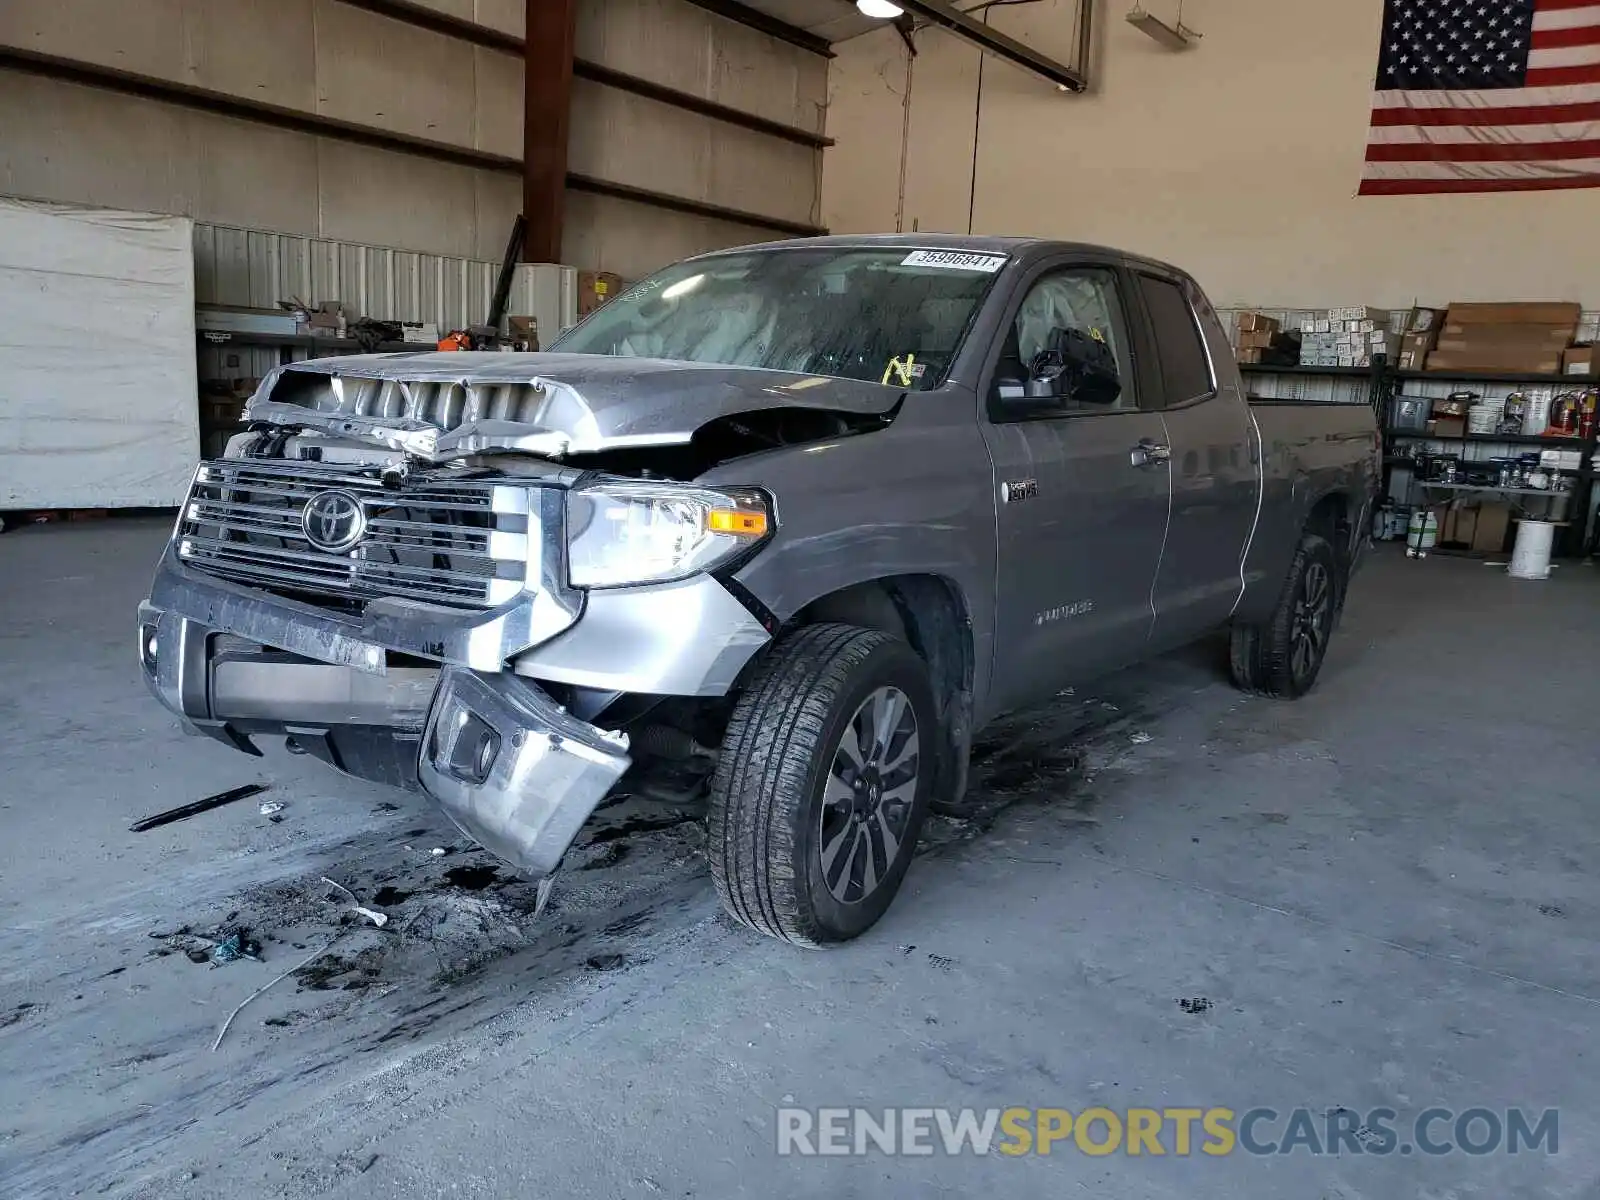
[979,262,1173,715]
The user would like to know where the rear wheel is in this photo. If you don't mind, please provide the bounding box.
[1229,532,1338,699]
[707,624,934,947]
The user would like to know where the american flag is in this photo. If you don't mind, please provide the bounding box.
[1361,0,1600,194]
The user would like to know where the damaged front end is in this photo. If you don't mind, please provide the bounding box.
[140,352,896,879]
[139,453,631,878]
[244,351,901,469]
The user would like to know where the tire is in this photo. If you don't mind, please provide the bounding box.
[1229,532,1339,699]
[707,624,935,947]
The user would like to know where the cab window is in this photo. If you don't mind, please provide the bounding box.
[995,267,1136,414]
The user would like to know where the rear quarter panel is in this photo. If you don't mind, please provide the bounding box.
[1238,400,1379,622]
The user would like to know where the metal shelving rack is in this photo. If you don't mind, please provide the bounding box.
[1385,370,1598,556]
[1239,355,1393,416]
[198,329,415,363]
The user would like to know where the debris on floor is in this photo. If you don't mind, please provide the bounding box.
[129,783,270,832]
[213,934,347,1051]
[210,930,262,965]
[149,925,264,966]
[127,796,703,1057]
[1177,996,1212,1014]
[258,801,286,817]
[320,877,389,927]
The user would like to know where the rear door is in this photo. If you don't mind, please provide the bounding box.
[979,259,1172,715]
[1131,268,1262,648]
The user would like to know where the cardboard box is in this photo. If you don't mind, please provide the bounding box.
[507,315,540,350]
[578,271,627,316]
[1237,328,1274,349]
[1400,330,1438,359]
[400,321,438,344]
[1562,346,1600,377]
[1472,502,1512,554]
[1437,324,1574,347]
[1236,347,1263,364]
[1330,305,1387,324]
[1406,306,1445,333]
[1236,311,1280,334]
[1425,349,1564,374]
[1443,302,1582,326]
[1540,448,1585,470]
[1440,501,1478,548]
[1369,332,1401,357]
[1428,416,1466,437]
[304,301,347,335]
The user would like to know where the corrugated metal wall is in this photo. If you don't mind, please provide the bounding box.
[193,222,577,380]
[194,223,501,328]
[1,0,825,282]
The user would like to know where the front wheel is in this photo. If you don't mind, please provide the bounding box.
[707,624,935,947]
[1229,532,1339,699]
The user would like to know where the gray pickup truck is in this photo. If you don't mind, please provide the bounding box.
[140,235,1377,945]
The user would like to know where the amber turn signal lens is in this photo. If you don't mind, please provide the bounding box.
[707,508,769,536]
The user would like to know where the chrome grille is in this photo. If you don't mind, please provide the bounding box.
[177,461,530,611]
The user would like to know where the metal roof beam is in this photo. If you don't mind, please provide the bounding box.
[900,0,1087,92]
[678,0,835,57]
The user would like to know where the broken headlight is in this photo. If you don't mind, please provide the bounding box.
[565,481,771,588]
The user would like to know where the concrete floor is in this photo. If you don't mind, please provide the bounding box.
[2,518,1598,1199]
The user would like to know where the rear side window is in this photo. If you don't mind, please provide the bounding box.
[1138,274,1215,406]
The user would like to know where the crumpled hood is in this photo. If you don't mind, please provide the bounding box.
[245,352,901,461]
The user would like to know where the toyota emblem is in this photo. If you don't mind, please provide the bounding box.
[301,490,367,553]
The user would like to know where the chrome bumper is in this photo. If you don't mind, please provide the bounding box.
[138,557,631,878]
[146,539,581,675]
[421,668,630,876]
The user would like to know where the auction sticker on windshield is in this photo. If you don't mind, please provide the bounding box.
[901,250,1007,273]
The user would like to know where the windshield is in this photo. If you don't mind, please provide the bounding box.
[548,247,1007,390]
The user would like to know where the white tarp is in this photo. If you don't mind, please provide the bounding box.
[0,198,198,509]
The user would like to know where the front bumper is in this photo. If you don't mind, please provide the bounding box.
[420,668,631,876]
[138,556,632,878]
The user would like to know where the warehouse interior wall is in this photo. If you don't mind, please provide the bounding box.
[823,0,1600,309]
[0,0,825,283]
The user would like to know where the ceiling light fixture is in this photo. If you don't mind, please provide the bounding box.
[1126,3,1200,49]
[857,0,905,18]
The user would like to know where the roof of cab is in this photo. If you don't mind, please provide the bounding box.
[687,232,1189,281]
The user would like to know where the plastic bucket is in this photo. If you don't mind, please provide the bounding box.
[1508,519,1555,580]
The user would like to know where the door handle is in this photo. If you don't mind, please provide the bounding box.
[1131,439,1171,467]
